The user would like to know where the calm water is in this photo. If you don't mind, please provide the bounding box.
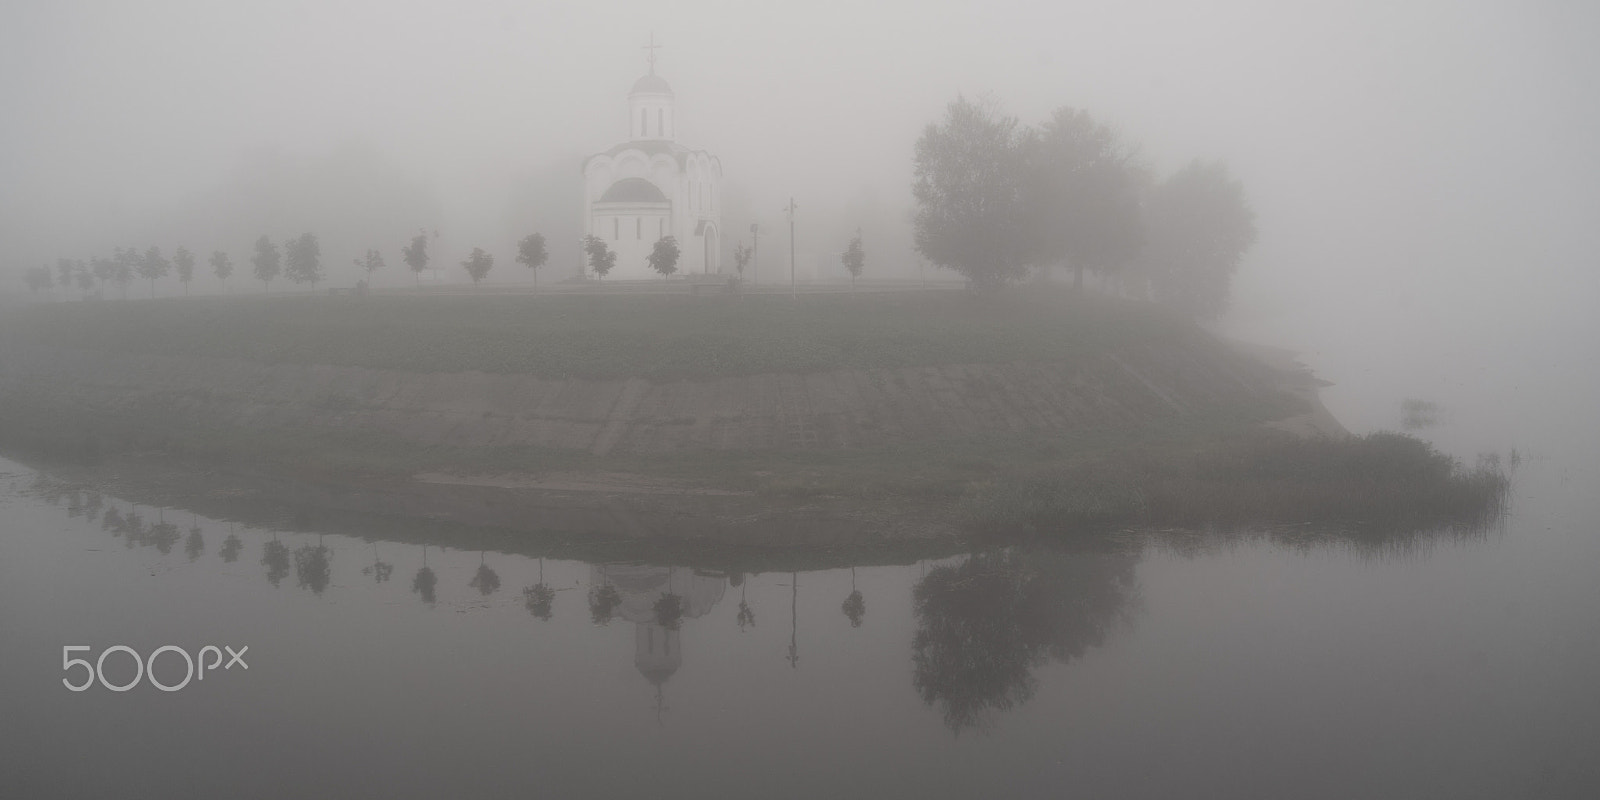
[2,438,1598,797]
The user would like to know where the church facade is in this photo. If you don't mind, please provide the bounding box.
[582,63,723,279]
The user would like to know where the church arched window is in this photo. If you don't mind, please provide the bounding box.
[636,217,641,239]
[656,108,663,137]
[658,217,665,238]
[613,217,619,240]
[640,109,647,138]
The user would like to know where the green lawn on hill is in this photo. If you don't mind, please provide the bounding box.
[1,288,1192,380]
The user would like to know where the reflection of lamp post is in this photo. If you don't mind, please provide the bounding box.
[787,571,799,669]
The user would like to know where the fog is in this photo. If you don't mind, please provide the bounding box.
[5,0,1598,451]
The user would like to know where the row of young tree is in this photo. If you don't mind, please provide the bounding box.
[913,96,1258,317]
[581,229,867,287]
[25,230,556,298]
[580,234,684,280]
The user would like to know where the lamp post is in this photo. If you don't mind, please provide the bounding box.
[784,198,797,300]
[750,222,760,287]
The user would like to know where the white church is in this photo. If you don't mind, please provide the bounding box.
[582,49,724,279]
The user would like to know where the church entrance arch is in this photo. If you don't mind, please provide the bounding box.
[703,224,719,273]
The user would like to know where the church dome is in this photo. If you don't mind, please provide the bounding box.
[630,73,673,95]
[598,177,669,203]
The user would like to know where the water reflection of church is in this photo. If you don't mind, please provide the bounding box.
[593,564,727,696]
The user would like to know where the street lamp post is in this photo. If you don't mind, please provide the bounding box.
[750,222,760,287]
[784,198,797,300]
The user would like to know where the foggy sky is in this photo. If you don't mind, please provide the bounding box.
[4,0,1598,451]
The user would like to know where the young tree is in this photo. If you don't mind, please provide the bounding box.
[402,232,429,287]
[733,241,751,281]
[209,250,233,291]
[137,246,170,297]
[251,236,281,292]
[647,235,680,278]
[461,246,494,287]
[1139,159,1257,319]
[284,232,323,288]
[173,246,196,295]
[1029,107,1144,291]
[516,233,548,289]
[112,247,136,299]
[842,229,865,290]
[912,95,1036,290]
[353,249,384,282]
[583,234,615,280]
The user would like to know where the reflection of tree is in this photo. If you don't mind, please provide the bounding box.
[737,582,756,631]
[911,547,1139,733]
[294,536,332,595]
[147,511,179,554]
[469,552,501,596]
[412,546,437,605]
[588,565,621,625]
[124,509,145,547]
[184,520,205,562]
[654,593,685,631]
[523,558,554,621]
[842,567,866,628]
[262,537,291,588]
[361,543,393,583]
[220,527,243,563]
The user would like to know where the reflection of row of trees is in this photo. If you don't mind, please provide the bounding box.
[37,475,1146,734]
[38,480,875,629]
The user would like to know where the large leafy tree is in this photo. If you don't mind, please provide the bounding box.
[647,235,680,278]
[1029,107,1144,290]
[137,246,170,297]
[583,234,615,279]
[461,246,494,287]
[515,233,548,288]
[55,258,75,290]
[401,232,429,287]
[24,265,52,295]
[1139,159,1257,318]
[73,261,94,295]
[91,256,116,292]
[251,236,281,291]
[912,96,1036,290]
[284,232,323,288]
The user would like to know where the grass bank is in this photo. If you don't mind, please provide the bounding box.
[962,431,1510,535]
[0,288,1191,380]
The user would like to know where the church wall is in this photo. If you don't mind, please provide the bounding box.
[592,202,671,279]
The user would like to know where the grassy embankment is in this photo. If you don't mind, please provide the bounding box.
[0,289,1506,535]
